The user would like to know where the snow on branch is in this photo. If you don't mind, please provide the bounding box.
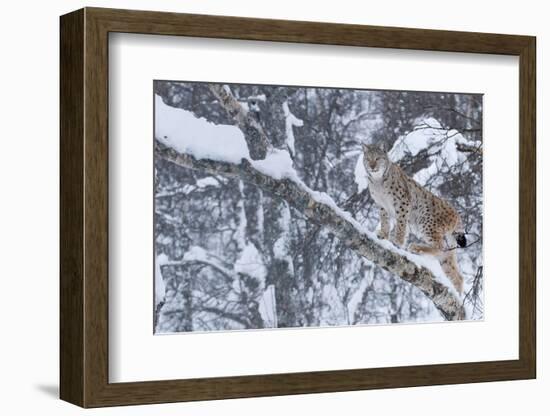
[208,84,270,160]
[282,101,303,156]
[156,139,465,321]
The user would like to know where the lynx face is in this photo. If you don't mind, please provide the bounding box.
[362,144,389,179]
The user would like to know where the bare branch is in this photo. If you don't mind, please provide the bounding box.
[456,143,483,155]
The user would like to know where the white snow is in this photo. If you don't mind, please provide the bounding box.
[282,101,303,155]
[354,152,368,192]
[273,205,291,260]
[183,245,208,261]
[155,94,249,163]
[390,118,444,160]
[346,269,372,323]
[455,131,482,149]
[306,186,375,239]
[239,101,250,112]
[248,94,267,102]
[251,148,297,180]
[156,95,301,184]
[258,284,277,327]
[256,189,265,242]
[195,177,219,188]
[235,180,247,251]
[222,84,232,95]
[272,203,295,274]
[235,243,267,288]
[389,117,468,186]
[372,237,461,299]
[273,238,287,260]
[155,253,169,307]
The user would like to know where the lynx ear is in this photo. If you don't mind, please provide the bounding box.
[380,141,389,153]
[362,143,370,153]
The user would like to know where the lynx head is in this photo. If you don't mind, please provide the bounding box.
[362,143,390,178]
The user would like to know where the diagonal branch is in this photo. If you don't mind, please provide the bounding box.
[156,140,465,320]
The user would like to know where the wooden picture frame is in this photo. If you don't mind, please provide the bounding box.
[60,7,536,408]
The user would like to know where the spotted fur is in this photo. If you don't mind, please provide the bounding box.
[362,144,465,294]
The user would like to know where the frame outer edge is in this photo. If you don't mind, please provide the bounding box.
[519,36,536,378]
[60,8,86,407]
[85,6,532,55]
[82,6,111,407]
[61,7,537,407]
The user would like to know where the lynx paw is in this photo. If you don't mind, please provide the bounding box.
[408,243,422,254]
[390,237,404,248]
[376,230,389,240]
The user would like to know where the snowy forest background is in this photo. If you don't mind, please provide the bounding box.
[153,81,483,334]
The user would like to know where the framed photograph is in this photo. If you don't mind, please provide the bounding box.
[60,7,536,407]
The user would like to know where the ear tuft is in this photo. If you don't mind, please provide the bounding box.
[362,143,369,153]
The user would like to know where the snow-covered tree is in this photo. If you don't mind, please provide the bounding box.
[153,81,483,333]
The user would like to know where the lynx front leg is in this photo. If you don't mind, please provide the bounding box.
[390,208,410,247]
[377,207,390,240]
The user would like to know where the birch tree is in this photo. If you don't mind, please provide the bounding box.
[154,82,483,332]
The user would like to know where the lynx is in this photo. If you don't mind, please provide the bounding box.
[362,143,466,294]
